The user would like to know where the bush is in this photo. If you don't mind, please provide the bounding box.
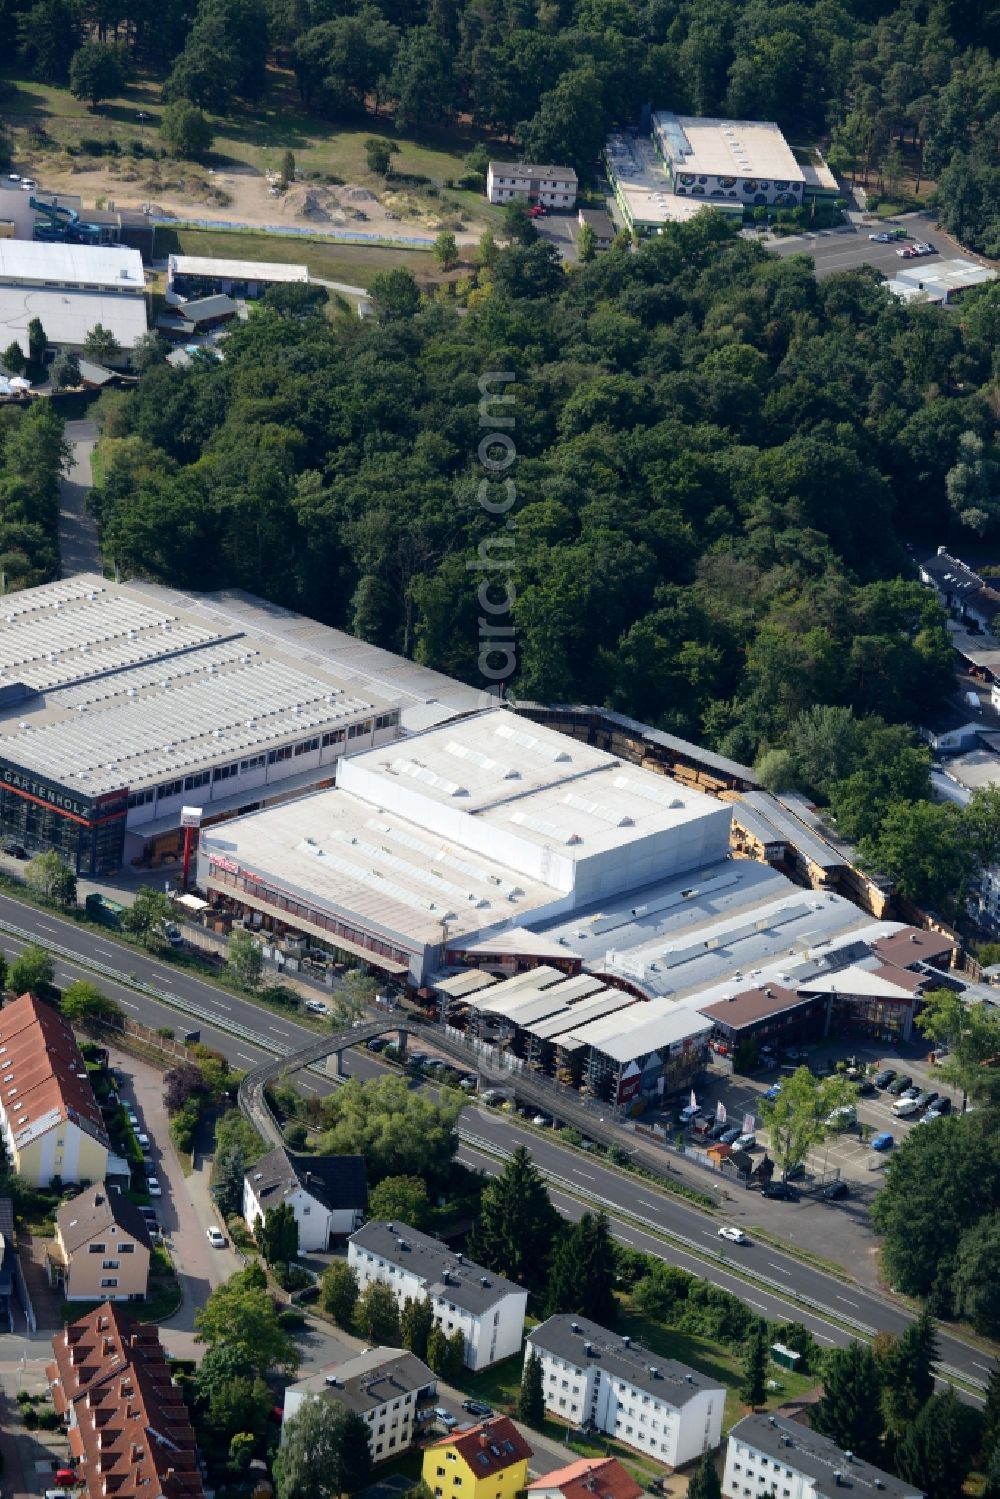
[22,1407,37,1429]
[36,1407,60,1431]
[278,1306,306,1329]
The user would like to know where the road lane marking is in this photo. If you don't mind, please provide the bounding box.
[637,1200,659,1211]
[236,1052,259,1064]
[160,976,174,984]
[268,1027,285,1035]
[816,1334,835,1344]
[747,1300,770,1313]
[119,999,139,1011]
[94,946,115,958]
[573,1170,595,1180]
[768,1263,791,1275]
[836,1296,860,1307]
[973,1362,992,1373]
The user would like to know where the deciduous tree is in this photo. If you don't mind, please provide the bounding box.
[354,1281,401,1343]
[321,1261,360,1327]
[274,1397,373,1499]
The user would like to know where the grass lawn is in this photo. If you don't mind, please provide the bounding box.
[0,68,503,232]
[151,225,438,287]
[451,1298,819,1462]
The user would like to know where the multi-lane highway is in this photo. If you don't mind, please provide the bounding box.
[0,889,992,1392]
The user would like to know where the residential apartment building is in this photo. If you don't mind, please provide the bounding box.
[0,992,108,1187]
[348,1222,527,1371]
[919,547,1000,634]
[283,1347,436,1461]
[527,1456,643,1499]
[526,1314,724,1467]
[724,1415,923,1499]
[47,1302,205,1499]
[51,1184,151,1302]
[422,1417,532,1499]
[487,162,578,208]
[243,1146,367,1251]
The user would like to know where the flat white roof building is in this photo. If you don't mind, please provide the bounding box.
[0,574,482,876]
[198,708,732,982]
[725,1414,923,1499]
[605,133,728,234]
[0,241,147,356]
[655,113,803,183]
[167,255,309,286]
[887,257,997,305]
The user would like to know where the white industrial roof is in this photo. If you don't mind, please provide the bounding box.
[0,240,144,289]
[168,255,309,284]
[895,257,997,292]
[654,112,804,182]
[0,575,398,796]
[345,708,725,861]
[0,285,148,355]
[565,1002,712,1062]
[199,785,562,950]
[605,133,726,228]
[797,964,920,1000]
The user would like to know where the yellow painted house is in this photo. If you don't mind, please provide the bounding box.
[422,1417,531,1499]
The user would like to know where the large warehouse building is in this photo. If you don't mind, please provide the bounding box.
[198,707,949,1105]
[197,709,733,982]
[0,575,480,874]
[0,241,148,360]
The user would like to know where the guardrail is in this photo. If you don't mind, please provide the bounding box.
[457,1129,986,1395]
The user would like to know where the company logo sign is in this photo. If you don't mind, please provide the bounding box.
[0,766,91,818]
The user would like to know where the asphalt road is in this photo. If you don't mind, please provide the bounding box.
[0,892,992,1391]
[761,213,971,280]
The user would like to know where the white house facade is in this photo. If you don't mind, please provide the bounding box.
[487,162,578,208]
[283,1348,436,1463]
[724,1415,923,1499]
[348,1222,527,1371]
[526,1315,724,1467]
[244,1147,366,1252]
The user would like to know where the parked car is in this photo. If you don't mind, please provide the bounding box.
[913,241,935,255]
[821,1180,849,1200]
[146,1177,162,1196]
[532,1112,553,1127]
[900,1085,921,1100]
[891,1097,920,1118]
[718,1225,748,1244]
[887,1075,913,1095]
[856,1079,876,1096]
[462,1399,494,1417]
[734,1132,756,1151]
[434,1408,457,1429]
[719,1126,742,1145]
[869,231,893,242]
[763,1182,799,1201]
[911,1090,933,1109]
[870,1132,895,1152]
[409,1052,430,1065]
[206,1226,226,1248]
[366,1037,389,1052]
[136,1132,150,1148]
[708,1119,730,1139]
[304,999,329,1015]
[528,204,546,217]
[161,921,183,947]
[932,1095,952,1115]
[785,1161,806,1181]
[2,842,27,858]
[874,1068,896,1089]
[458,1076,478,1091]
[764,1084,782,1101]
[678,1104,702,1125]
[826,1105,856,1129]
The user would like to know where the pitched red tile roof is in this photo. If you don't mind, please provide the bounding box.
[527,1457,644,1499]
[427,1415,532,1475]
[47,1302,204,1499]
[0,992,108,1149]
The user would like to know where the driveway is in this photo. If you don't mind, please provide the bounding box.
[58,419,101,577]
[108,1048,241,1356]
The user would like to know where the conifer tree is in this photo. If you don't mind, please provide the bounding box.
[518,1351,545,1426]
[467,1145,560,1296]
[740,1322,768,1410]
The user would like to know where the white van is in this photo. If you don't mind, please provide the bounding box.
[892,1096,920,1118]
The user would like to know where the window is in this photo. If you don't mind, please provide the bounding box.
[103,1260,120,1270]
[436,1471,445,1480]
[101,1278,119,1288]
[294,737,320,757]
[157,779,183,800]
[348,720,373,739]
[375,712,399,730]
[184,771,210,791]
[120,1244,134,1255]
[321,731,345,749]
[89,1244,107,1254]
[212,762,239,782]
[302,1206,310,1215]
[128,788,155,809]
[240,754,266,772]
[268,745,294,765]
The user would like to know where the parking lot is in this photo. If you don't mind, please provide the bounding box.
[672,1043,961,1191]
[762,212,970,279]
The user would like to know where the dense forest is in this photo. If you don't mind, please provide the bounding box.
[0,403,66,591]
[2,0,1000,245]
[89,213,1000,889]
